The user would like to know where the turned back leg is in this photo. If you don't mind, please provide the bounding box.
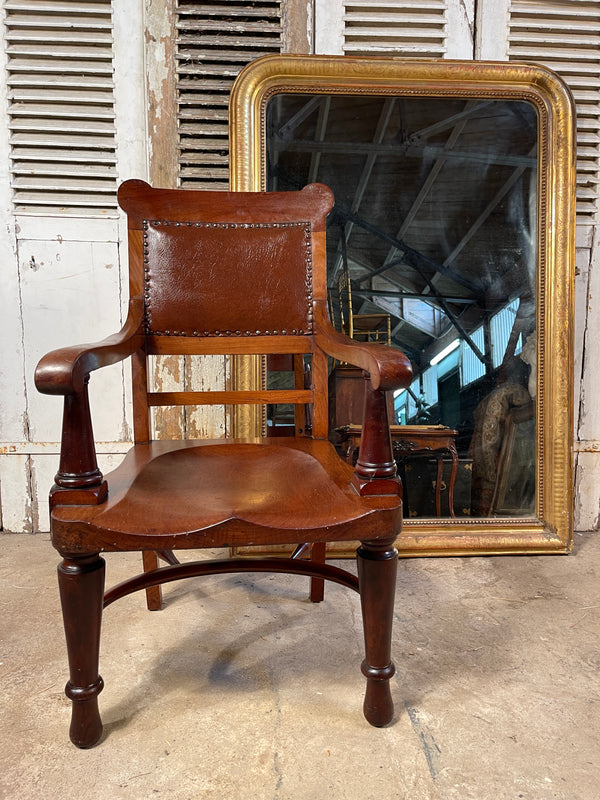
[309,541,326,602]
[142,550,162,610]
[357,537,398,727]
[57,553,105,748]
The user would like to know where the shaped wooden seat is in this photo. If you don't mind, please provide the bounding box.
[51,438,402,549]
[35,181,412,748]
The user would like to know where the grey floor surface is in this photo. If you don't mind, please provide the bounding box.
[1,531,598,800]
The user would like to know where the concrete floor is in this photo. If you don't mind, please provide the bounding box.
[1,532,598,800]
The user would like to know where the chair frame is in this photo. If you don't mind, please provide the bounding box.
[35,181,412,748]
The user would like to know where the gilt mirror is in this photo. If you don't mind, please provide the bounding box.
[229,55,575,556]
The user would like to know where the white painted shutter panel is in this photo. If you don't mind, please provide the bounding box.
[343,0,448,57]
[507,0,600,219]
[5,0,117,215]
[176,1,283,189]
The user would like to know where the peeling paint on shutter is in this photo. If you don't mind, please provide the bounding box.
[508,0,600,219]
[5,0,117,216]
[176,0,283,189]
[343,0,448,57]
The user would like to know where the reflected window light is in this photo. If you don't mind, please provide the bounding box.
[394,389,407,425]
[460,326,486,386]
[491,298,520,369]
[407,378,420,418]
[422,366,438,406]
[430,339,460,366]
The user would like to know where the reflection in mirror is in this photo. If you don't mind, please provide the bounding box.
[266,94,538,519]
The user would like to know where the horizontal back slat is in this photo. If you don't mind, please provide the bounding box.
[145,334,313,356]
[147,390,314,407]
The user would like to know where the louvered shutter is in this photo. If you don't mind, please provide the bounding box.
[5,0,117,215]
[342,0,448,57]
[176,1,283,189]
[507,0,600,220]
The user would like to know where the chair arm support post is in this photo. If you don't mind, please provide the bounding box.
[55,381,103,489]
[313,300,408,496]
[35,298,143,502]
[352,378,402,497]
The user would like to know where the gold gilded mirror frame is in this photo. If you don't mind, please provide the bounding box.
[229,55,576,556]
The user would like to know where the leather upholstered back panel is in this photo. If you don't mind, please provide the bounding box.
[143,219,313,338]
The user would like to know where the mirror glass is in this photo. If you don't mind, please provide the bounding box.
[265,93,538,519]
[229,55,575,554]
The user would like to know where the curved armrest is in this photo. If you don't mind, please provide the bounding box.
[35,296,145,396]
[313,300,412,391]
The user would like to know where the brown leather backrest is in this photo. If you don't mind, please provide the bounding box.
[143,219,314,339]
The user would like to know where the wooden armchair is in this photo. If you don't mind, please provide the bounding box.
[35,181,412,748]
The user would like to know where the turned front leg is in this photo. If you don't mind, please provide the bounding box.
[357,537,398,727]
[58,553,105,748]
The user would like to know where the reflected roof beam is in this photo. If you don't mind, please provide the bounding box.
[443,145,537,268]
[353,289,476,304]
[419,144,537,306]
[338,207,486,363]
[331,98,397,282]
[396,101,475,240]
[272,138,535,168]
[376,101,479,294]
[277,95,323,139]
[308,96,331,183]
[407,99,496,141]
[338,206,483,296]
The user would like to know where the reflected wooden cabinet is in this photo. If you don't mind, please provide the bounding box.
[328,365,393,431]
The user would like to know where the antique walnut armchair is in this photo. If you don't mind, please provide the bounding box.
[35,180,412,748]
